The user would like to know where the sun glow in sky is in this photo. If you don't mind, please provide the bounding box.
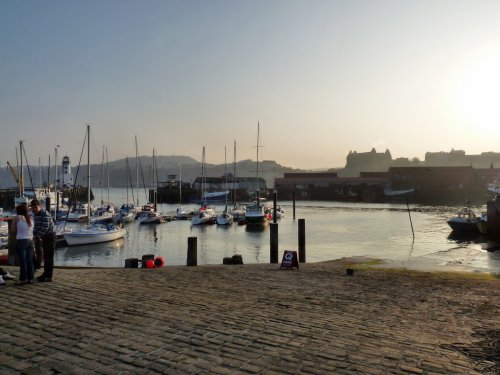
[2,0,500,169]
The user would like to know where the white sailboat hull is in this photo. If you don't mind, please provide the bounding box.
[63,225,126,246]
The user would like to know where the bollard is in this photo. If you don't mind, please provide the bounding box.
[187,236,197,266]
[125,258,139,268]
[270,222,279,263]
[298,218,306,263]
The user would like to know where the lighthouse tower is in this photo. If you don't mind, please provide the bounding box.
[62,156,74,187]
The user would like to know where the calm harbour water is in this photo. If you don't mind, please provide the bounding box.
[54,188,500,274]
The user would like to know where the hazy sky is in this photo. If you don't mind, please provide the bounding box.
[2,0,500,170]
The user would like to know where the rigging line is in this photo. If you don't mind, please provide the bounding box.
[21,141,36,192]
[126,157,135,204]
[138,154,148,203]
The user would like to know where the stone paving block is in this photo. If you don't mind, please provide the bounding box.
[1,263,499,375]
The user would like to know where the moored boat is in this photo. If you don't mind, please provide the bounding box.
[191,205,216,225]
[66,203,91,222]
[116,203,136,224]
[62,125,126,246]
[245,201,267,225]
[63,223,126,246]
[447,207,480,232]
[216,209,233,225]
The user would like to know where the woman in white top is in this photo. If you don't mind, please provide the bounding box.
[11,204,35,284]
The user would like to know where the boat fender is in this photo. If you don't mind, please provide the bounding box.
[154,256,165,268]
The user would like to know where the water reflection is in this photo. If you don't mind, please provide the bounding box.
[60,238,125,266]
[52,196,500,273]
[447,231,486,245]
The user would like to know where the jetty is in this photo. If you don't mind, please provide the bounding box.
[1,260,499,374]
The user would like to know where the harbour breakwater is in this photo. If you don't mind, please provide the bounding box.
[0,187,93,210]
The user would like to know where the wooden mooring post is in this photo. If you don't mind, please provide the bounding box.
[270,223,278,263]
[298,218,306,263]
[187,236,197,266]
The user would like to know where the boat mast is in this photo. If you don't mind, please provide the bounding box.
[153,148,157,211]
[135,135,139,207]
[100,146,105,205]
[38,157,42,189]
[19,140,24,198]
[179,165,182,207]
[86,124,91,226]
[201,146,206,205]
[106,147,109,204]
[256,122,260,204]
[54,145,59,191]
[224,146,227,210]
[233,140,236,205]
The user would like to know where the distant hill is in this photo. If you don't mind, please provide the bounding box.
[0,155,310,189]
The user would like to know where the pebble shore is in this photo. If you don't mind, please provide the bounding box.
[1,258,500,374]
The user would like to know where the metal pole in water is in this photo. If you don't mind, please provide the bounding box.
[293,190,296,220]
[406,198,415,239]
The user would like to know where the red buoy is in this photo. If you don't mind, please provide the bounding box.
[154,256,165,268]
[145,259,155,269]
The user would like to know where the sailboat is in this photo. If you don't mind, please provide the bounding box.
[191,146,216,225]
[116,157,137,224]
[216,146,234,225]
[175,166,191,220]
[230,140,246,222]
[90,147,117,224]
[245,123,267,226]
[63,125,126,246]
[137,149,166,224]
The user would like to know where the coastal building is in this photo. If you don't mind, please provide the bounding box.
[275,166,500,204]
[343,148,393,176]
[275,172,388,202]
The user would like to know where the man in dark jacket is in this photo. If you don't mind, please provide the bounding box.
[31,199,56,282]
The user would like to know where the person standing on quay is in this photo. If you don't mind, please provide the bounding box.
[11,204,35,285]
[31,199,56,282]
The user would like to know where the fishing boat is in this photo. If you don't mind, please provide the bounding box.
[63,125,126,246]
[446,207,480,232]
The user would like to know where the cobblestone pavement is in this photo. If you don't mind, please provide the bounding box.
[1,260,500,374]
